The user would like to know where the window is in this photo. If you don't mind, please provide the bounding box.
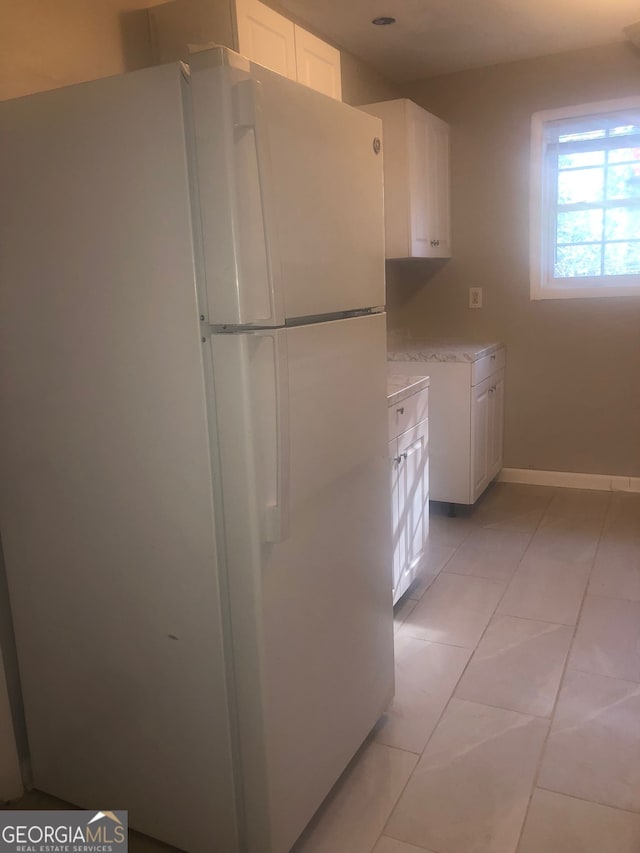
[530,97,640,299]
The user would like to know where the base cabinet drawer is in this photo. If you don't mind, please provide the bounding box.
[472,347,506,387]
[388,387,428,441]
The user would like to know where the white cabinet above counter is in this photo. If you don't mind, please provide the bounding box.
[360,99,451,259]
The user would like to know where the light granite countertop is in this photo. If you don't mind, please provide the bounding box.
[388,340,504,364]
[387,374,430,407]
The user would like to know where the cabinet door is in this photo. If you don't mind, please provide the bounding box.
[397,420,429,598]
[471,378,491,500]
[389,438,403,601]
[408,104,432,256]
[488,370,505,479]
[408,104,451,259]
[430,117,451,257]
[236,0,297,80]
[294,25,342,100]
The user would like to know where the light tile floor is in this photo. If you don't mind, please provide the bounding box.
[5,484,640,853]
[294,483,640,853]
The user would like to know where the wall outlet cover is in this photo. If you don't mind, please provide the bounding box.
[469,287,483,308]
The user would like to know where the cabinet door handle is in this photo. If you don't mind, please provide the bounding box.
[397,406,405,415]
[430,239,438,247]
[491,354,496,360]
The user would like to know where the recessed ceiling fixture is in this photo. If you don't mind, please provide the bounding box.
[372,16,396,25]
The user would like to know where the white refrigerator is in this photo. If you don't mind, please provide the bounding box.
[0,47,393,852]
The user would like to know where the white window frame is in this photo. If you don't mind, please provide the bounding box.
[530,96,640,300]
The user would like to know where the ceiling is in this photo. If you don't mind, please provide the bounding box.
[272,0,640,81]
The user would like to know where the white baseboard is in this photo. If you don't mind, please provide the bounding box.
[498,468,640,493]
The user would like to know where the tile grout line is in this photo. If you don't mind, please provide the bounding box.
[511,489,614,852]
[370,512,475,852]
[535,783,640,817]
[397,529,475,630]
[566,665,640,687]
[440,488,566,853]
[402,533,467,606]
[374,489,558,852]
[422,694,556,722]
[584,590,640,605]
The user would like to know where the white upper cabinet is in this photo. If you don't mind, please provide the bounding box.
[236,0,342,99]
[293,26,342,101]
[235,0,297,80]
[361,99,451,259]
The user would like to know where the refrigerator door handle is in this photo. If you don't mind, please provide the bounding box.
[251,329,290,543]
[233,78,284,327]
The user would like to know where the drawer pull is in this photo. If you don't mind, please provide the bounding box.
[397,407,405,415]
[491,354,496,360]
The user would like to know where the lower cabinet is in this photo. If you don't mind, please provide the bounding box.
[472,370,505,499]
[388,345,505,505]
[388,387,429,604]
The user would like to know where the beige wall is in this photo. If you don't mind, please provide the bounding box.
[0,0,152,102]
[390,42,640,477]
[340,50,400,106]
[148,0,236,63]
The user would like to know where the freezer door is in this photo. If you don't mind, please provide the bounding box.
[190,47,385,325]
[210,312,394,853]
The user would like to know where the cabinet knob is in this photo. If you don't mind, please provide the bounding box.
[491,354,496,361]
[430,239,437,247]
[397,406,405,415]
